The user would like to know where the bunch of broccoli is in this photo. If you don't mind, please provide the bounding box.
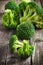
[9,35,34,58]
[2,0,43,58]
[19,2,43,28]
[2,0,43,29]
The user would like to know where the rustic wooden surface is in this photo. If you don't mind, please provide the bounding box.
[31,30,43,65]
[0,0,43,65]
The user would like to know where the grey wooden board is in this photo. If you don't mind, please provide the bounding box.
[32,30,43,65]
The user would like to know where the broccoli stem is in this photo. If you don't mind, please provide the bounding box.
[20,8,36,23]
[14,40,24,47]
[27,12,37,21]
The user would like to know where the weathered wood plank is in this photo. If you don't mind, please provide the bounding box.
[40,0,43,7]
[34,0,41,6]
[0,1,9,13]
[32,30,43,65]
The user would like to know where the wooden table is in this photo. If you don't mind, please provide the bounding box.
[0,0,43,65]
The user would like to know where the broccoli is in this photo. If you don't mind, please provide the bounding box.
[20,2,43,28]
[9,35,18,52]
[13,39,34,58]
[17,40,34,58]
[5,1,20,24]
[19,1,27,16]
[2,9,19,29]
[9,35,34,58]
[17,22,35,39]
[5,1,20,15]
[19,0,32,16]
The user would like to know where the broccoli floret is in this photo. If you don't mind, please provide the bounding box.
[20,2,43,28]
[27,2,43,16]
[17,22,35,39]
[5,1,20,15]
[5,1,20,24]
[2,9,18,29]
[9,35,18,52]
[9,35,34,58]
[13,39,34,58]
[19,1,27,16]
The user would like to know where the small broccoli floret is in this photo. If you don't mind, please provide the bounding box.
[9,35,18,52]
[20,1,43,28]
[5,1,20,15]
[13,39,34,58]
[22,40,34,57]
[2,9,19,29]
[19,1,27,16]
[17,22,35,39]
[9,35,34,58]
[27,2,43,16]
[5,1,20,25]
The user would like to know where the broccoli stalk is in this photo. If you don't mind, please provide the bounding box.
[13,40,23,52]
[20,8,37,23]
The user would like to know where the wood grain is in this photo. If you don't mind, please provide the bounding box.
[32,30,43,65]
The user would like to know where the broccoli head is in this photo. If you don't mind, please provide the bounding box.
[19,1,27,16]
[17,40,34,58]
[20,2,43,28]
[19,0,32,16]
[2,9,19,29]
[12,39,34,58]
[17,22,35,39]
[9,35,34,58]
[5,1,20,24]
[5,1,20,15]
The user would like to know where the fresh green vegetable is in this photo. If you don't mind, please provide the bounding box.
[5,1,20,25]
[17,22,35,39]
[9,35,34,58]
[9,35,18,52]
[17,40,34,57]
[12,38,34,57]
[5,1,20,15]
[19,0,32,16]
[20,2,43,28]
[2,9,18,28]
[19,1,27,16]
